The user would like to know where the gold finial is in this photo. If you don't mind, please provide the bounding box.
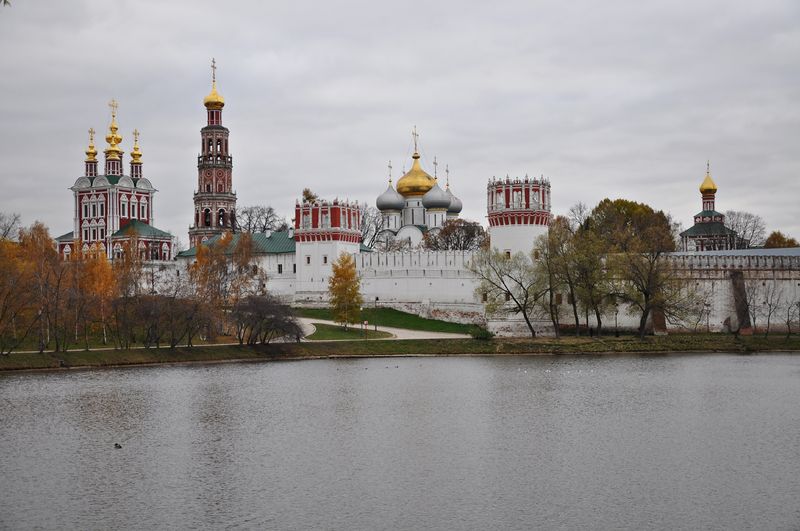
[204,58,225,109]
[104,99,123,160]
[433,156,438,178]
[700,160,717,193]
[130,129,142,163]
[85,127,98,162]
[388,160,393,184]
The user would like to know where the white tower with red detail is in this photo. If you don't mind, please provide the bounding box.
[293,198,362,299]
[487,175,552,256]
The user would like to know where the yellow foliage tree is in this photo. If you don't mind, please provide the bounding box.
[328,252,362,328]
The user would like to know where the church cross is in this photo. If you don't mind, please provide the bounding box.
[88,127,95,143]
[412,125,419,153]
[133,129,140,143]
[433,156,438,177]
[388,160,392,182]
[211,58,217,83]
[445,164,450,187]
[109,99,118,118]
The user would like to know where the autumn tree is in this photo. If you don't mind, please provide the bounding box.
[18,222,66,351]
[423,219,487,251]
[328,252,362,328]
[81,254,115,345]
[764,231,799,248]
[469,249,548,337]
[0,238,38,354]
[588,199,694,338]
[189,232,260,337]
[302,188,319,203]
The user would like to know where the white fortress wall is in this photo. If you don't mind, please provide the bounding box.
[356,250,484,324]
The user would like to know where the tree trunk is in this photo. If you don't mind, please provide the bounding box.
[638,308,650,339]
[521,309,537,338]
[594,306,603,336]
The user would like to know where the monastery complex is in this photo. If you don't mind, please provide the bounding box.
[55,64,800,336]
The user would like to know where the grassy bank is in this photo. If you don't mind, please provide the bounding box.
[293,307,476,334]
[1,333,799,372]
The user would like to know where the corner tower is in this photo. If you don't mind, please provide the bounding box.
[189,59,237,248]
[487,174,552,256]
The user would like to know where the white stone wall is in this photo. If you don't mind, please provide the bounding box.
[489,223,548,257]
[356,250,485,323]
[294,239,360,302]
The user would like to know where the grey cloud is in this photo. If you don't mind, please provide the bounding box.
[0,0,797,241]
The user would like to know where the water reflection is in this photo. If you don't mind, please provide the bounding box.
[1,354,799,530]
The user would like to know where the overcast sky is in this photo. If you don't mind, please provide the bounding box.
[1,0,798,245]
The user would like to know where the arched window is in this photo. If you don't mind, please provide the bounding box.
[217,182,224,193]
[203,208,211,227]
[218,208,226,227]
[205,182,212,192]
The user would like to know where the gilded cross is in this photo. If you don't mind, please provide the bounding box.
[706,160,711,175]
[211,58,217,83]
[108,99,118,118]
[88,127,95,143]
[133,129,140,144]
[412,125,419,152]
[433,156,438,177]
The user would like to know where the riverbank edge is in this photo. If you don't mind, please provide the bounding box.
[2,336,799,372]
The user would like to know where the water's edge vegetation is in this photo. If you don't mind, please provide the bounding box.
[2,335,799,372]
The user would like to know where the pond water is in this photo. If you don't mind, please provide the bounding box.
[1,354,799,530]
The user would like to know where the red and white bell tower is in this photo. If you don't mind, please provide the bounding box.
[487,175,552,256]
[189,59,237,248]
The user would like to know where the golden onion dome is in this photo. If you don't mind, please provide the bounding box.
[396,152,436,197]
[699,162,717,193]
[85,128,98,162]
[130,129,142,164]
[204,81,225,110]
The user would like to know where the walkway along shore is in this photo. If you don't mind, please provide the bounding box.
[2,333,799,372]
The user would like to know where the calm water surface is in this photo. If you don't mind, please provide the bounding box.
[1,354,799,530]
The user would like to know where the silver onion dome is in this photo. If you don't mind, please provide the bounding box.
[376,183,405,211]
[446,188,463,214]
[422,181,451,209]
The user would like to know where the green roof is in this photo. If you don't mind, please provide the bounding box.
[693,210,724,218]
[177,230,297,258]
[680,221,736,237]
[55,231,74,242]
[112,220,172,239]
